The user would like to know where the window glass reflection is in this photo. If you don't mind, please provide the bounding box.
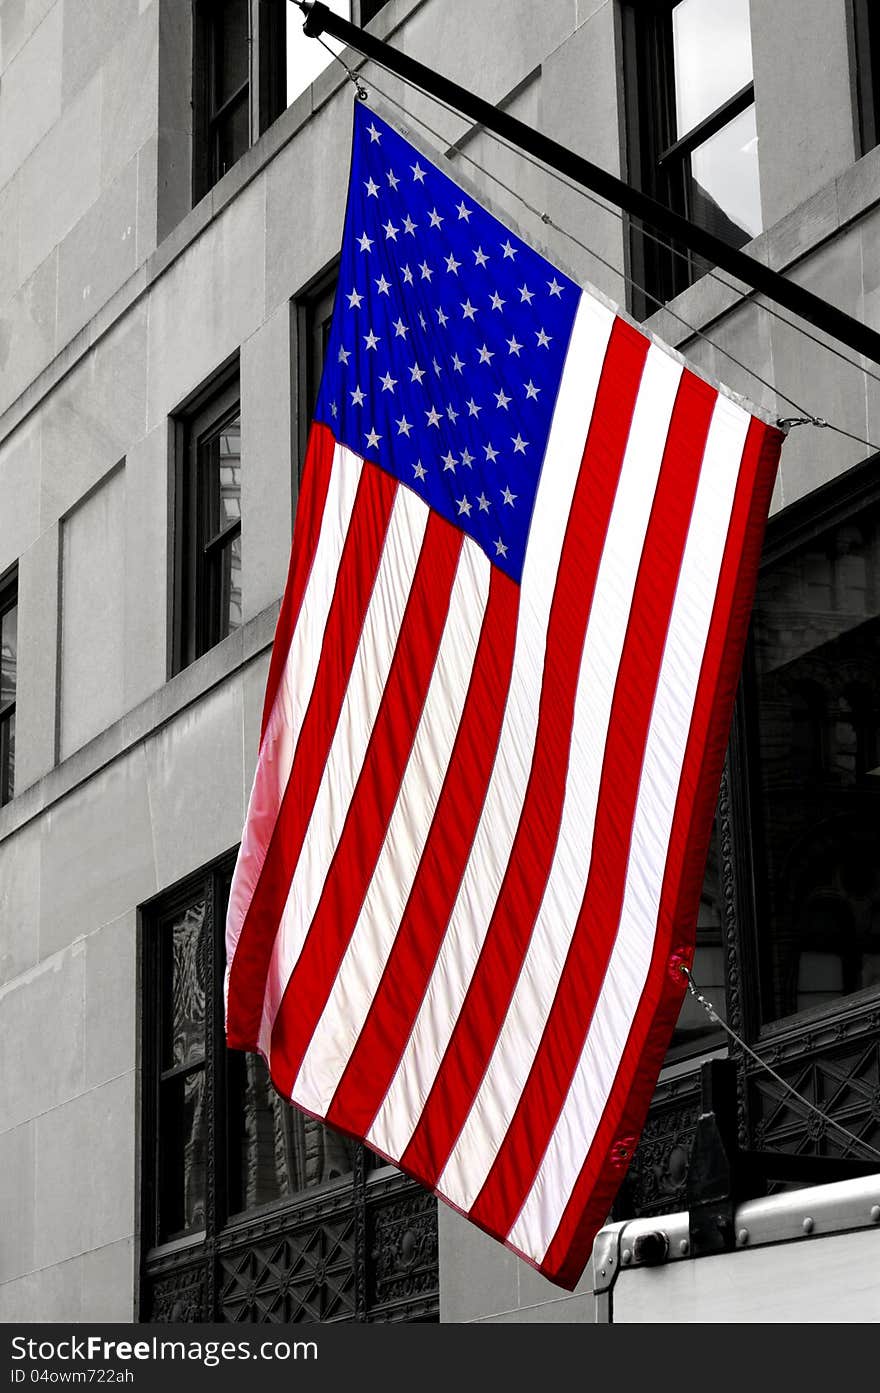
[227,1052,361,1215]
[689,104,762,245]
[159,1070,208,1240]
[163,901,207,1071]
[673,0,754,138]
[752,506,880,1022]
[670,819,726,1051]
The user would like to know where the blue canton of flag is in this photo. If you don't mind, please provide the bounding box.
[315,104,578,581]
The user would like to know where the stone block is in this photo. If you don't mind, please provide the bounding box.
[242,650,271,802]
[542,0,626,306]
[137,135,159,263]
[84,911,137,1090]
[0,939,85,1132]
[438,1204,519,1322]
[123,424,169,711]
[0,1120,35,1283]
[0,412,41,576]
[100,2,159,187]
[0,251,58,417]
[34,1072,136,1269]
[401,0,576,117]
[17,71,102,284]
[0,1,62,192]
[81,1238,135,1322]
[40,302,148,526]
[0,0,58,77]
[146,179,266,430]
[14,523,59,793]
[0,1255,83,1323]
[60,464,126,758]
[752,0,856,228]
[0,820,41,987]
[145,676,245,890]
[39,746,157,958]
[56,157,139,347]
[265,100,351,312]
[0,175,20,305]
[61,0,140,104]
[241,303,295,623]
[769,223,869,504]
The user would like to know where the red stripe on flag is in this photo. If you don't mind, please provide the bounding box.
[398,319,651,1187]
[469,369,718,1241]
[260,424,335,741]
[540,418,783,1288]
[226,458,398,1050]
[268,511,465,1100]
[325,563,520,1140]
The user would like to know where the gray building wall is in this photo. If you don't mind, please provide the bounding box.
[0,0,877,1322]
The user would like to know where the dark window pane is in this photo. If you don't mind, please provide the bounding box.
[670,819,726,1051]
[0,710,13,806]
[213,0,250,107]
[227,1052,357,1215]
[162,900,207,1071]
[689,103,762,244]
[1,601,17,707]
[672,0,754,138]
[214,93,250,182]
[752,506,880,1023]
[159,1069,208,1241]
[216,532,242,638]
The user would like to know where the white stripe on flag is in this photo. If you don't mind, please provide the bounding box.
[436,344,684,1212]
[367,292,616,1163]
[225,444,364,980]
[507,391,751,1266]
[259,480,431,1058]
[292,536,492,1117]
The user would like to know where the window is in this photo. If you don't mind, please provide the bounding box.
[193,0,286,202]
[141,856,438,1322]
[296,267,338,469]
[622,0,762,315]
[0,569,16,807]
[851,0,880,154]
[746,491,880,1027]
[174,367,243,672]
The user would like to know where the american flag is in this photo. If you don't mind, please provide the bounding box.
[225,103,784,1288]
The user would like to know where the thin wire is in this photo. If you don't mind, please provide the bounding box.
[356,73,880,450]
[681,966,880,1163]
[316,34,369,99]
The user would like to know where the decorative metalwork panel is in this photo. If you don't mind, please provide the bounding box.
[747,1012,880,1160]
[615,1072,702,1220]
[146,1263,208,1324]
[218,1214,358,1323]
[366,1187,439,1321]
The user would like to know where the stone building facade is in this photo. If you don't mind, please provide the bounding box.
[1,0,878,1323]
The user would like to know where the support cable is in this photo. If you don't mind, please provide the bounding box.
[681,966,880,1165]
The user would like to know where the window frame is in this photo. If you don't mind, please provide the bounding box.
[621,0,758,317]
[192,0,286,204]
[172,362,242,675]
[0,566,17,808]
[850,0,880,155]
[295,261,339,475]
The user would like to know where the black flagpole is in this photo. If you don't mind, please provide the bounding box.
[293,0,880,374]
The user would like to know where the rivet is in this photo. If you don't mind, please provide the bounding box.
[679,1238,689,1256]
[600,1267,606,1278]
[802,1216,814,1234]
[621,1248,632,1265]
[737,1228,749,1246]
[870,1205,880,1223]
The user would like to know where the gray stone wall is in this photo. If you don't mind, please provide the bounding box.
[0,0,877,1323]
